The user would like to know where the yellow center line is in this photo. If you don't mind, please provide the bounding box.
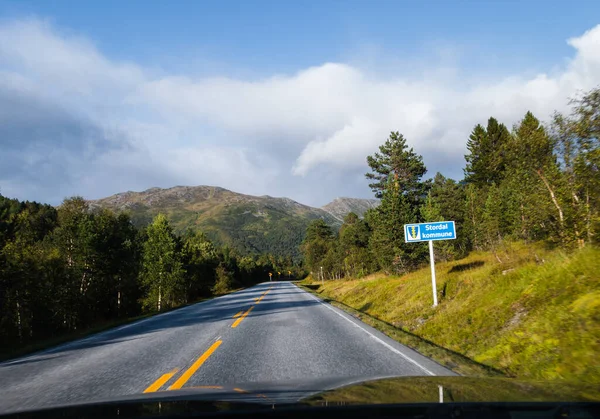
[254,289,271,303]
[232,311,243,318]
[144,368,179,393]
[231,306,254,328]
[233,388,249,393]
[169,340,223,390]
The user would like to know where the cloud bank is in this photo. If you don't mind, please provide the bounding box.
[1,19,600,206]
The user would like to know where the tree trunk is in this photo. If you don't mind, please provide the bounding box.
[16,291,22,343]
[585,187,592,246]
[117,276,121,315]
[520,203,527,239]
[158,285,162,312]
[536,169,564,228]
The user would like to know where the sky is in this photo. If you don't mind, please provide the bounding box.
[1,0,600,207]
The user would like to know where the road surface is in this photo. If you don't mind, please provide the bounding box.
[0,282,454,413]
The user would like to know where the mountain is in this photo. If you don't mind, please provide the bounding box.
[89,185,366,261]
[321,197,380,221]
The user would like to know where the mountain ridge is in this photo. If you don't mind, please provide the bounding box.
[88,185,379,261]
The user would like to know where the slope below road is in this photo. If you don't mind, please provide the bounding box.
[0,282,453,414]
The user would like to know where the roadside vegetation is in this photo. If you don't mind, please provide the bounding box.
[301,87,600,383]
[303,243,599,383]
[0,197,296,360]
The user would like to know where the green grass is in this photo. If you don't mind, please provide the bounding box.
[302,242,600,383]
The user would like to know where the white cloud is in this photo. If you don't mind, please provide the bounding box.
[1,18,600,206]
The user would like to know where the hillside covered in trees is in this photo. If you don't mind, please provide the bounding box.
[89,186,375,262]
[301,87,600,279]
[0,198,299,358]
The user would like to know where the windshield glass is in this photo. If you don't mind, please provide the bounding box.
[0,0,599,414]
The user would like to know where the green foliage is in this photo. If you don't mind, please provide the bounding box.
[421,174,468,261]
[464,118,511,187]
[369,188,424,273]
[366,131,429,274]
[181,230,219,300]
[140,214,185,311]
[339,212,377,277]
[0,194,288,358]
[366,131,428,204]
[300,219,334,276]
[91,187,344,263]
[551,88,600,246]
[212,263,234,295]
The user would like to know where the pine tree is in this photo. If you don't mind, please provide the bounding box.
[464,118,511,186]
[510,112,566,242]
[366,131,428,202]
[365,131,428,274]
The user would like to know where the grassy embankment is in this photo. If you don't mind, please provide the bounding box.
[301,242,600,383]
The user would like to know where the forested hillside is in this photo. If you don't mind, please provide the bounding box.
[0,197,299,358]
[301,87,600,279]
[89,186,355,262]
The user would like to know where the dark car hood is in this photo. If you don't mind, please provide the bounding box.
[2,376,598,417]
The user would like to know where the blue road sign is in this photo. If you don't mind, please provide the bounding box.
[404,221,456,243]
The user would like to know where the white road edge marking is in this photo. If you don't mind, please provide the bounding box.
[293,283,435,376]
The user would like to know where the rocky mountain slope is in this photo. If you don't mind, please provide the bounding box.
[89,185,378,260]
[321,197,379,222]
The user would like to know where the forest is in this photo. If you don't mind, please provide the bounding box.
[301,87,600,279]
[0,197,295,357]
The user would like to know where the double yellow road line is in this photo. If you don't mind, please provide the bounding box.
[231,306,254,328]
[232,287,271,328]
[169,340,222,390]
[144,340,222,393]
[144,286,273,393]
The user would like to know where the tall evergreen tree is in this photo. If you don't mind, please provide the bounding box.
[366,132,428,274]
[366,131,428,202]
[464,118,511,186]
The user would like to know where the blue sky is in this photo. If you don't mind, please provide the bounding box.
[3,0,598,74]
[1,1,600,206]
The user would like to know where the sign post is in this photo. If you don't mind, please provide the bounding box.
[404,221,456,307]
[428,240,437,307]
[269,272,272,282]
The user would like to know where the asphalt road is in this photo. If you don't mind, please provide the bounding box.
[0,282,455,413]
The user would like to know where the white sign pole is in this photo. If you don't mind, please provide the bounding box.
[428,240,438,307]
